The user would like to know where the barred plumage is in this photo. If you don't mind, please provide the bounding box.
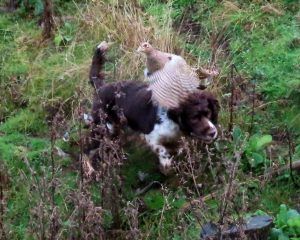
[138,42,200,109]
[147,59,199,108]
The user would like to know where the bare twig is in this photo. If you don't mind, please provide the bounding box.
[249,81,256,134]
[246,99,288,114]
[49,105,64,240]
[218,144,244,227]
[286,128,299,188]
[228,65,235,132]
[77,86,86,238]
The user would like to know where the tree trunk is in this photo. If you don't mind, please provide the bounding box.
[42,0,54,40]
[1,0,18,12]
[8,0,18,10]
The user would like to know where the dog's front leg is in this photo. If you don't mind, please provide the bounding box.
[144,135,173,175]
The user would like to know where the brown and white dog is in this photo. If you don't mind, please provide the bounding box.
[88,42,219,174]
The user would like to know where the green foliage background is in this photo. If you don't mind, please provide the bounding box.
[0,0,299,239]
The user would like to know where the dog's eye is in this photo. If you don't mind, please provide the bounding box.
[199,110,209,116]
[191,113,201,119]
[206,111,212,118]
[194,110,211,119]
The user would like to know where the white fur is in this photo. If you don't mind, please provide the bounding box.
[144,110,217,172]
[144,108,180,170]
[97,41,109,51]
[207,119,218,139]
[106,123,115,134]
[83,113,94,125]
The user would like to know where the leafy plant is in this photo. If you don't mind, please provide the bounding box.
[144,191,165,211]
[244,134,273,168]
[270,204,300,239]
[17,0,44,17]
[54,22,76,47]
[232,126,273,169]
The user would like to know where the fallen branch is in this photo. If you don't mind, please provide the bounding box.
[135,181,162,196]
[246,99,288,114]
[265,160,300,178]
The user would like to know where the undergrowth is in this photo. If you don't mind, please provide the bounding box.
[0,0,299,239]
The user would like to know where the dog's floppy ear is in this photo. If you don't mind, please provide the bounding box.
[167,108,183,123]
[208,97,219,124]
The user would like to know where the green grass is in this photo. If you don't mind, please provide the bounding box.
[0,0,299,239]
[0,109,48,135]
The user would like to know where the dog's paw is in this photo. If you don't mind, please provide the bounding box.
[159,164,173,176]
[159,157,173,176]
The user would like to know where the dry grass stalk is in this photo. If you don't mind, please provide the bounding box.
[261,4,284,16]
[79,1,191,80]
[124,200,141,239]
[223,1,240,12]
[66,188,104,239]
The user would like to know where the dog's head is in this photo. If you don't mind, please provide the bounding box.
[169,91,219,143]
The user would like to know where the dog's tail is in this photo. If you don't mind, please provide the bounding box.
[89,41,110,89]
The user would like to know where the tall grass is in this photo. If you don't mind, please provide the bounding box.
[1,0,299,239]
[77,0,188,80]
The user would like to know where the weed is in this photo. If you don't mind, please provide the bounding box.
[270,204,300,239]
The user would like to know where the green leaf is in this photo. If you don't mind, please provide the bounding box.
[287,209,300,220]
[246,134,259,152]
[250,152,264,167]
[54,34,63,47]
[255,134,272,150]
[64,36,73,42]
[34,0,44,16]
[287,216,300,235]
[276,204,288,228]
[144,191,164,210]
[270,228,290,240]
[253,209,268,216]
[64,22,72,30]
[172,197,186,209]
[278,235,290,240]
[287,217,300,227]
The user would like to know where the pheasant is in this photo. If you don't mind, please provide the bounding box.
[137,42,200,109]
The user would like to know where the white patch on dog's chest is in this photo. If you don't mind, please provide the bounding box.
[143,108,180,173]
[146,108,180,143]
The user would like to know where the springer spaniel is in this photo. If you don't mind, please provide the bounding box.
[87,42,219,174]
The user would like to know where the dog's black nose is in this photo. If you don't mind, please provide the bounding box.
[209,132,215,138]
[208,130,217,139]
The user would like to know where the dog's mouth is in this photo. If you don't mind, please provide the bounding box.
[202,138,214,144]
[201,138,215,144]
[190,133,216,144]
